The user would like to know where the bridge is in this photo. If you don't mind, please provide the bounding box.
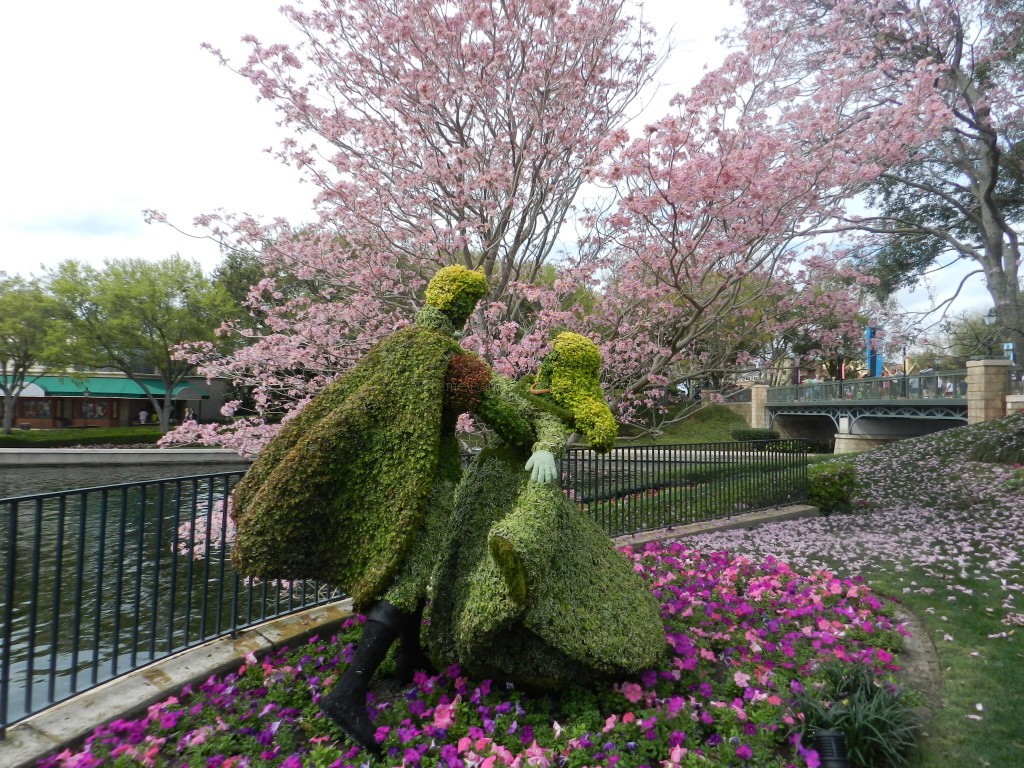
[735,358,1022,452]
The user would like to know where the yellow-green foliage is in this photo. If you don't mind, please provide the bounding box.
[424,265,488,326]
[539,332,617,452]
[230,321,461,609]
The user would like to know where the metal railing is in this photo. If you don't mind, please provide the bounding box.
[561,440,808,537]
[1,443,809,735]
[768,370,968,403]
[0,472,342,736]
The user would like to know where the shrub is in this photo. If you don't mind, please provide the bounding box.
[791,661,919,768]
[0,427,161,448]
[730,427,780,442]
[764,438,807,453]
[807,462,857,514]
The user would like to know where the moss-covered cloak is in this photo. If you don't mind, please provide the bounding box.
[230,315,461,609]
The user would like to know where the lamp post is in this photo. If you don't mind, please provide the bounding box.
[901,346,908,397]
[984,306,1016,363]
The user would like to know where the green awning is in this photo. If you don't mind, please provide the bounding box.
[26,376,209,400]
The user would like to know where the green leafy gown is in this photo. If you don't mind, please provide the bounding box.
[424,379,666,688]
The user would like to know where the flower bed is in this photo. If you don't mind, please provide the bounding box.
[39,543,910,768]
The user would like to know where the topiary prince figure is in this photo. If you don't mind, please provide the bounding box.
[230,265,561,751]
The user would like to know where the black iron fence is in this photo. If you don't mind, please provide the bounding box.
[0,472,341,736]
[561,440,807,537]
[1,441,808,735]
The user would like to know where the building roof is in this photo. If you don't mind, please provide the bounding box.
[21,376,209,399]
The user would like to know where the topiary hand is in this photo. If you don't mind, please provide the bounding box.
[525,450,557,484]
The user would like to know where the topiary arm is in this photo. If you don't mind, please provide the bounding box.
[473,376,536,449]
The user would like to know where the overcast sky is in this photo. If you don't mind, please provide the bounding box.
[0,1,989,318]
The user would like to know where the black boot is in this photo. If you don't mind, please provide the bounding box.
[320,601,405,752]
[391,603,435,686]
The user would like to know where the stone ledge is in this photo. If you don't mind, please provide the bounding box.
[613,504,820,549]
[0,601,352,768]
[0,449,252,467]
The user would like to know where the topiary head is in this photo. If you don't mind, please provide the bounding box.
[424,265,489,329]
[535,332,617,452]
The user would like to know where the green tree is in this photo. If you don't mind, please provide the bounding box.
[940,311,1006,366]
[0,275,68,434]
[48,256,239,432]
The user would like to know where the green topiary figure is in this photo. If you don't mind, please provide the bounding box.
[231,264,503,751]
[424,333,666,689]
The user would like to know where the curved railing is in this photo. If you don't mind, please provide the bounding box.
[767,370,968,404]
[1,442,809,736]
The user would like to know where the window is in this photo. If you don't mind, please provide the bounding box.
[20,400,52,418]
[81,401,108,419]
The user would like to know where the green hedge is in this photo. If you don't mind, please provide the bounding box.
[730,427,780,442]
[0,427,162,448]
[807,462,858,514]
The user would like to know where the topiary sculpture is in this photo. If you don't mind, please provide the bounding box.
[231,264,505,751]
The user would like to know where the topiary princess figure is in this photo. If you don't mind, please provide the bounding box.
[424,332,666,688]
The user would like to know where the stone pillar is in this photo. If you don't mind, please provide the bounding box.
[966,358,1013,424]
[750,385,769,429]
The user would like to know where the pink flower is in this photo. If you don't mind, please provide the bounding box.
[733,671,751,688]
[523,741,550,768]
[433,698,459,729]
[620,682,643,703]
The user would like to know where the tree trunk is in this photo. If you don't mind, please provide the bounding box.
[160,398,174,434]
[2,392,14,435]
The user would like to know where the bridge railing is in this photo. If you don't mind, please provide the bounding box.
[768,370,968,404]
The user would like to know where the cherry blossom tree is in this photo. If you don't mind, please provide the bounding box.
[165,0,941,449]
[726,0,1024,363]
[162,0,662,452]
[536,58,889,429]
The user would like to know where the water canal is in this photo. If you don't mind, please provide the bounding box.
[1,460,277,727]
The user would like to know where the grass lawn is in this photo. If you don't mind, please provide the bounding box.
[617,405,749,446]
